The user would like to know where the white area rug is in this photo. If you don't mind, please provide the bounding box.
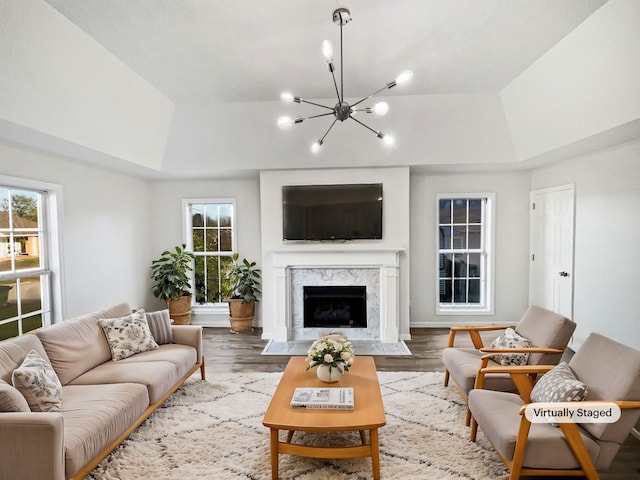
[87,372,508,480]
[262,339,412,356]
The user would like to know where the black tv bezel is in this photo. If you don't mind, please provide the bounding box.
[282,183,383,242]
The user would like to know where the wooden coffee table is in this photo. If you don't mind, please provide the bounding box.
[262,356,386,479]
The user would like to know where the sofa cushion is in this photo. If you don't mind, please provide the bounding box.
[61,383,149,478]
[442,347,516,396]
[69,359,184,404]
[514,306,576,365]
[0,333,50,384]
[36,303,132,385]
[99,309,159,361]
[469,389,600,469]
[146,309,175,344]
[531,362,588,403]
[0,380,30,412]
[12,350,63,412]
[489,328,532,366]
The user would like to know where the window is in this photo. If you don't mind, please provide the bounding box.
[0,182,61,340]
[183,199,236,309]
[437,194,494,314]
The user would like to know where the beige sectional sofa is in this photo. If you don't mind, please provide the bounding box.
[0,303,205,480]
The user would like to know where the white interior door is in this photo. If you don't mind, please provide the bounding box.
[530,185,575,319]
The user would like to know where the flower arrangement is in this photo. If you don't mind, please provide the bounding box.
[306,335,354,374]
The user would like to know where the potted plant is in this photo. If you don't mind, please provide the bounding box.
[150,244,195,325]
[223,252,261,333]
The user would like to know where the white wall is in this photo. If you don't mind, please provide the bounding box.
[0,140,152,318]
[148,177,262,325]
[259,167,411,339]
[0,0,174,171]
[409,171,531,326]
[501,0,640,162]
[530,141,640,350]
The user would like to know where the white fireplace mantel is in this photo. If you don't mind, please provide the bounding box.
[270,248,404,342]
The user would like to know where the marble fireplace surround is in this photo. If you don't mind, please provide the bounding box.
[271,249,402,342]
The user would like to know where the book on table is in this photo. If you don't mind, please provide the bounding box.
[290,387,354,410]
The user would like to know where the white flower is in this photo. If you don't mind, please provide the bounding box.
[340,351,352,361]
[324,353,334,363]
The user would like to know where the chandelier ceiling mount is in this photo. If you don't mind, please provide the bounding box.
[277,7,413,154]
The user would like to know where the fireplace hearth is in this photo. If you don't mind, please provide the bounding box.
[304,286,367,329]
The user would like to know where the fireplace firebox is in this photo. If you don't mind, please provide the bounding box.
[303,286,367,328]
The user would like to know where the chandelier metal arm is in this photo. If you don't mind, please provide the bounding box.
[307,112,337,121]
[350,82,394,109]
[318,118,339,145]
[330,68,341,103]
[340,22,344,102]
[349,115,382,138]
[298,98,335,111]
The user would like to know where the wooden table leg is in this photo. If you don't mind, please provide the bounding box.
[270,428,279,480]
[359,430,367,444]
[370,428,381,480]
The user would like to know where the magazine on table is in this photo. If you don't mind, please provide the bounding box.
[290,387,354,410]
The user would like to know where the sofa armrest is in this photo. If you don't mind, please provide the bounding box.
[0,412,65,480]
[172,325,203,364]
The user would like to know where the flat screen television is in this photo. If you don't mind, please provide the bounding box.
[282,183,383,241]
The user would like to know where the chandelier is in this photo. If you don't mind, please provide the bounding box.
[277,8,413,154]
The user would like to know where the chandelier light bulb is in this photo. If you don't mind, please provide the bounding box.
[277,116,294,129]
[373,102,389,116]
[280,92,294,103]
[310,142,322,154]
[395,70,413,85]
[382,134,395,146]
[322,40,334,63]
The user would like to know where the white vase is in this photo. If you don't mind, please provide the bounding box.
[316,362,344,383]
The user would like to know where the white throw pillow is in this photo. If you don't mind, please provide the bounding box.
[99,309,159,361]
[12,350,62,412]
[489,328,532,366]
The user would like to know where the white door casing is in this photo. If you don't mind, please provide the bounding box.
[529,184,575,319]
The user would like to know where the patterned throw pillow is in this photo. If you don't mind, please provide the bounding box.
[489,328,532,366]
[99,309,159,361]
[11,350,63,412]
[531,362,588,403]
[146,309,175,345]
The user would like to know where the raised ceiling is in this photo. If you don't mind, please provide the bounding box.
[4,0,636,178]
[44,0,606,103]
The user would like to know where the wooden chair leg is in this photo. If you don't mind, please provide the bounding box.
[559,423,599,480]
[200,357,206,380]
[510,416,532,479]
[444,369,450,386]
[465,406,472,426]
[470,417,478,442]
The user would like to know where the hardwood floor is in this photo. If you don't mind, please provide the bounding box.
[202,327,640,479]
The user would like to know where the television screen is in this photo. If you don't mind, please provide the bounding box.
[283,183,383,241]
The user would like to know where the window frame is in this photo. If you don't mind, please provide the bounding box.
[435,192,495,315]
[182,198,236,314]
[0,176,64,338]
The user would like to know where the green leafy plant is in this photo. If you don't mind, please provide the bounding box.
[223,252,261,304]
[150,245,195,300]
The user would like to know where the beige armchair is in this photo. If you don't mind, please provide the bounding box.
[443,305,576,424]
[468,332,640,479]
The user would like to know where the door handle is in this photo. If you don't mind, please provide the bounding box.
[559,271,569,277]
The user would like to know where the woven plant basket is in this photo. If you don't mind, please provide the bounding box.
[230,316,254,333]
[165,295,192,325]
[228,299,255,318]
